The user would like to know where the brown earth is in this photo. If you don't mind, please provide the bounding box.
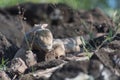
[5,2,114,38]
[0,2,120,80]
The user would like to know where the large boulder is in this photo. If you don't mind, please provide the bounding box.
[0,32,18,63]
[0,9,31,47]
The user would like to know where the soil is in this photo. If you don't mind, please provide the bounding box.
[5,2,114,38]
[0,2,120,80]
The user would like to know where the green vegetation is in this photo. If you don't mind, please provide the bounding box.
[0,0,109,9]
[0,58,7,71]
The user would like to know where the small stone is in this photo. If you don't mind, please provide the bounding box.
[10,58,28,74]
[0,71,11,80]
[25,50,37,67]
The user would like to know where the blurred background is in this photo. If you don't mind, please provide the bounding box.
[0,0,119,16]
[0,0,119,9]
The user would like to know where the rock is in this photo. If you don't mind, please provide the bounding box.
[25,50,37,67]
[19,73,35,80]
[0,9,31,47]
[22,24,53,51]
[0,32,18,63]
[88,59,119,80]
[45,50,56,61]
[95,48,120,76]
[88,60,104,79]
[20,60,66,80]
[26,59,65,73]
[54,36,82,53]
[14,49,37,67]
[45,39,65,61]
[49,61,92,80]
[49,59,119,80]
[0,71,11,80]
[108,40,120,50]
[10,58,28,74]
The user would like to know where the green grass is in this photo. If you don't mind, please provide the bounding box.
[0,0,108,10]
[0,58,7,71]
[0,0,81,9]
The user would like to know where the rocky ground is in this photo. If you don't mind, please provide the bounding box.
[0,2,120,80]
